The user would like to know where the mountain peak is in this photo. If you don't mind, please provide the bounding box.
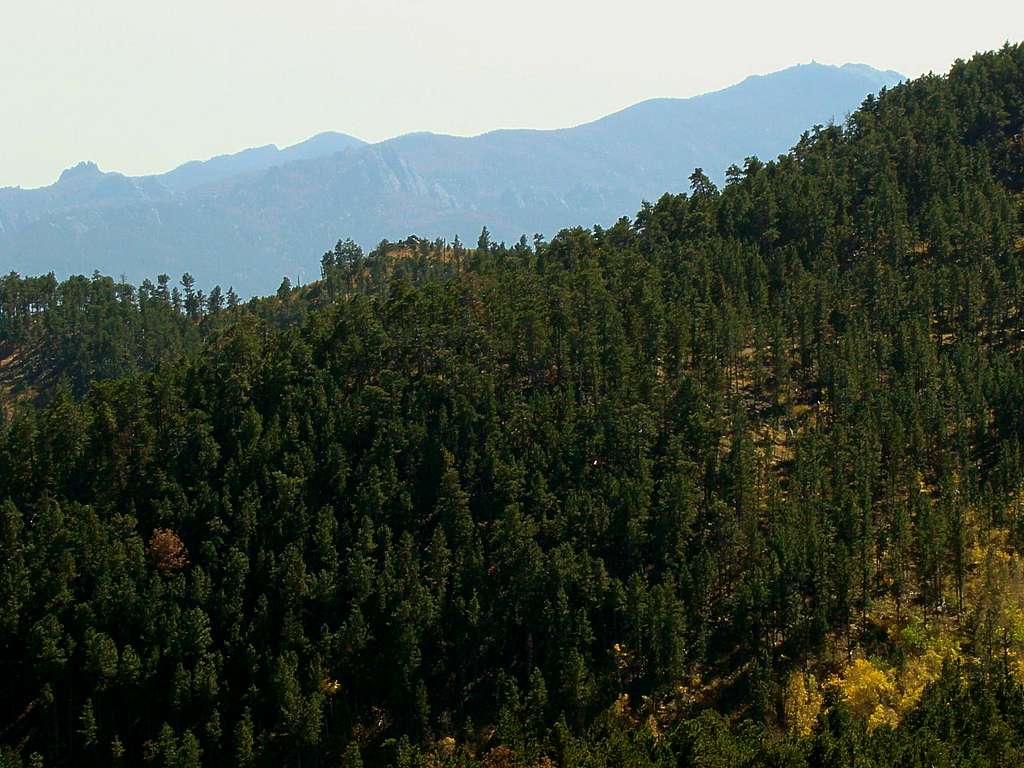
[839,62,907,85]
[58,161,103,183]
[155,131,367,193]
[737,61,904,87]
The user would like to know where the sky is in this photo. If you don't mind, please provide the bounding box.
[1,0,1020,189]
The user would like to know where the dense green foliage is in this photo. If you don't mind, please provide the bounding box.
[0,271,244,399]
[1,44,1023,767]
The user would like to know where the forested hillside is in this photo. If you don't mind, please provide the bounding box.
[1,44,1023,767]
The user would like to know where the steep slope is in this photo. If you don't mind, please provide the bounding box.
[0,62,903,295]
[0,44,1022,768]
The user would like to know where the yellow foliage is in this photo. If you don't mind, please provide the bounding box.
[321,678,342,696]
[608,693,634,724]
[832,635,962,731]
[1005,604,1024,647]
[966,528,1024,665]
[831,659,897,726]
[867,703,900,731]
[645,713,661,741]
[783,672,823,736]
[897,648,944,712]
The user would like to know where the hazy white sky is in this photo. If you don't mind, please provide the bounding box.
[1,0,1020,188]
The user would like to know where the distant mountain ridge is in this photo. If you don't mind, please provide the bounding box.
[0,61,904,294]
[153,131,367,193]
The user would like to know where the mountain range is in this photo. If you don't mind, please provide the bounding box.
[0,61,903,295]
